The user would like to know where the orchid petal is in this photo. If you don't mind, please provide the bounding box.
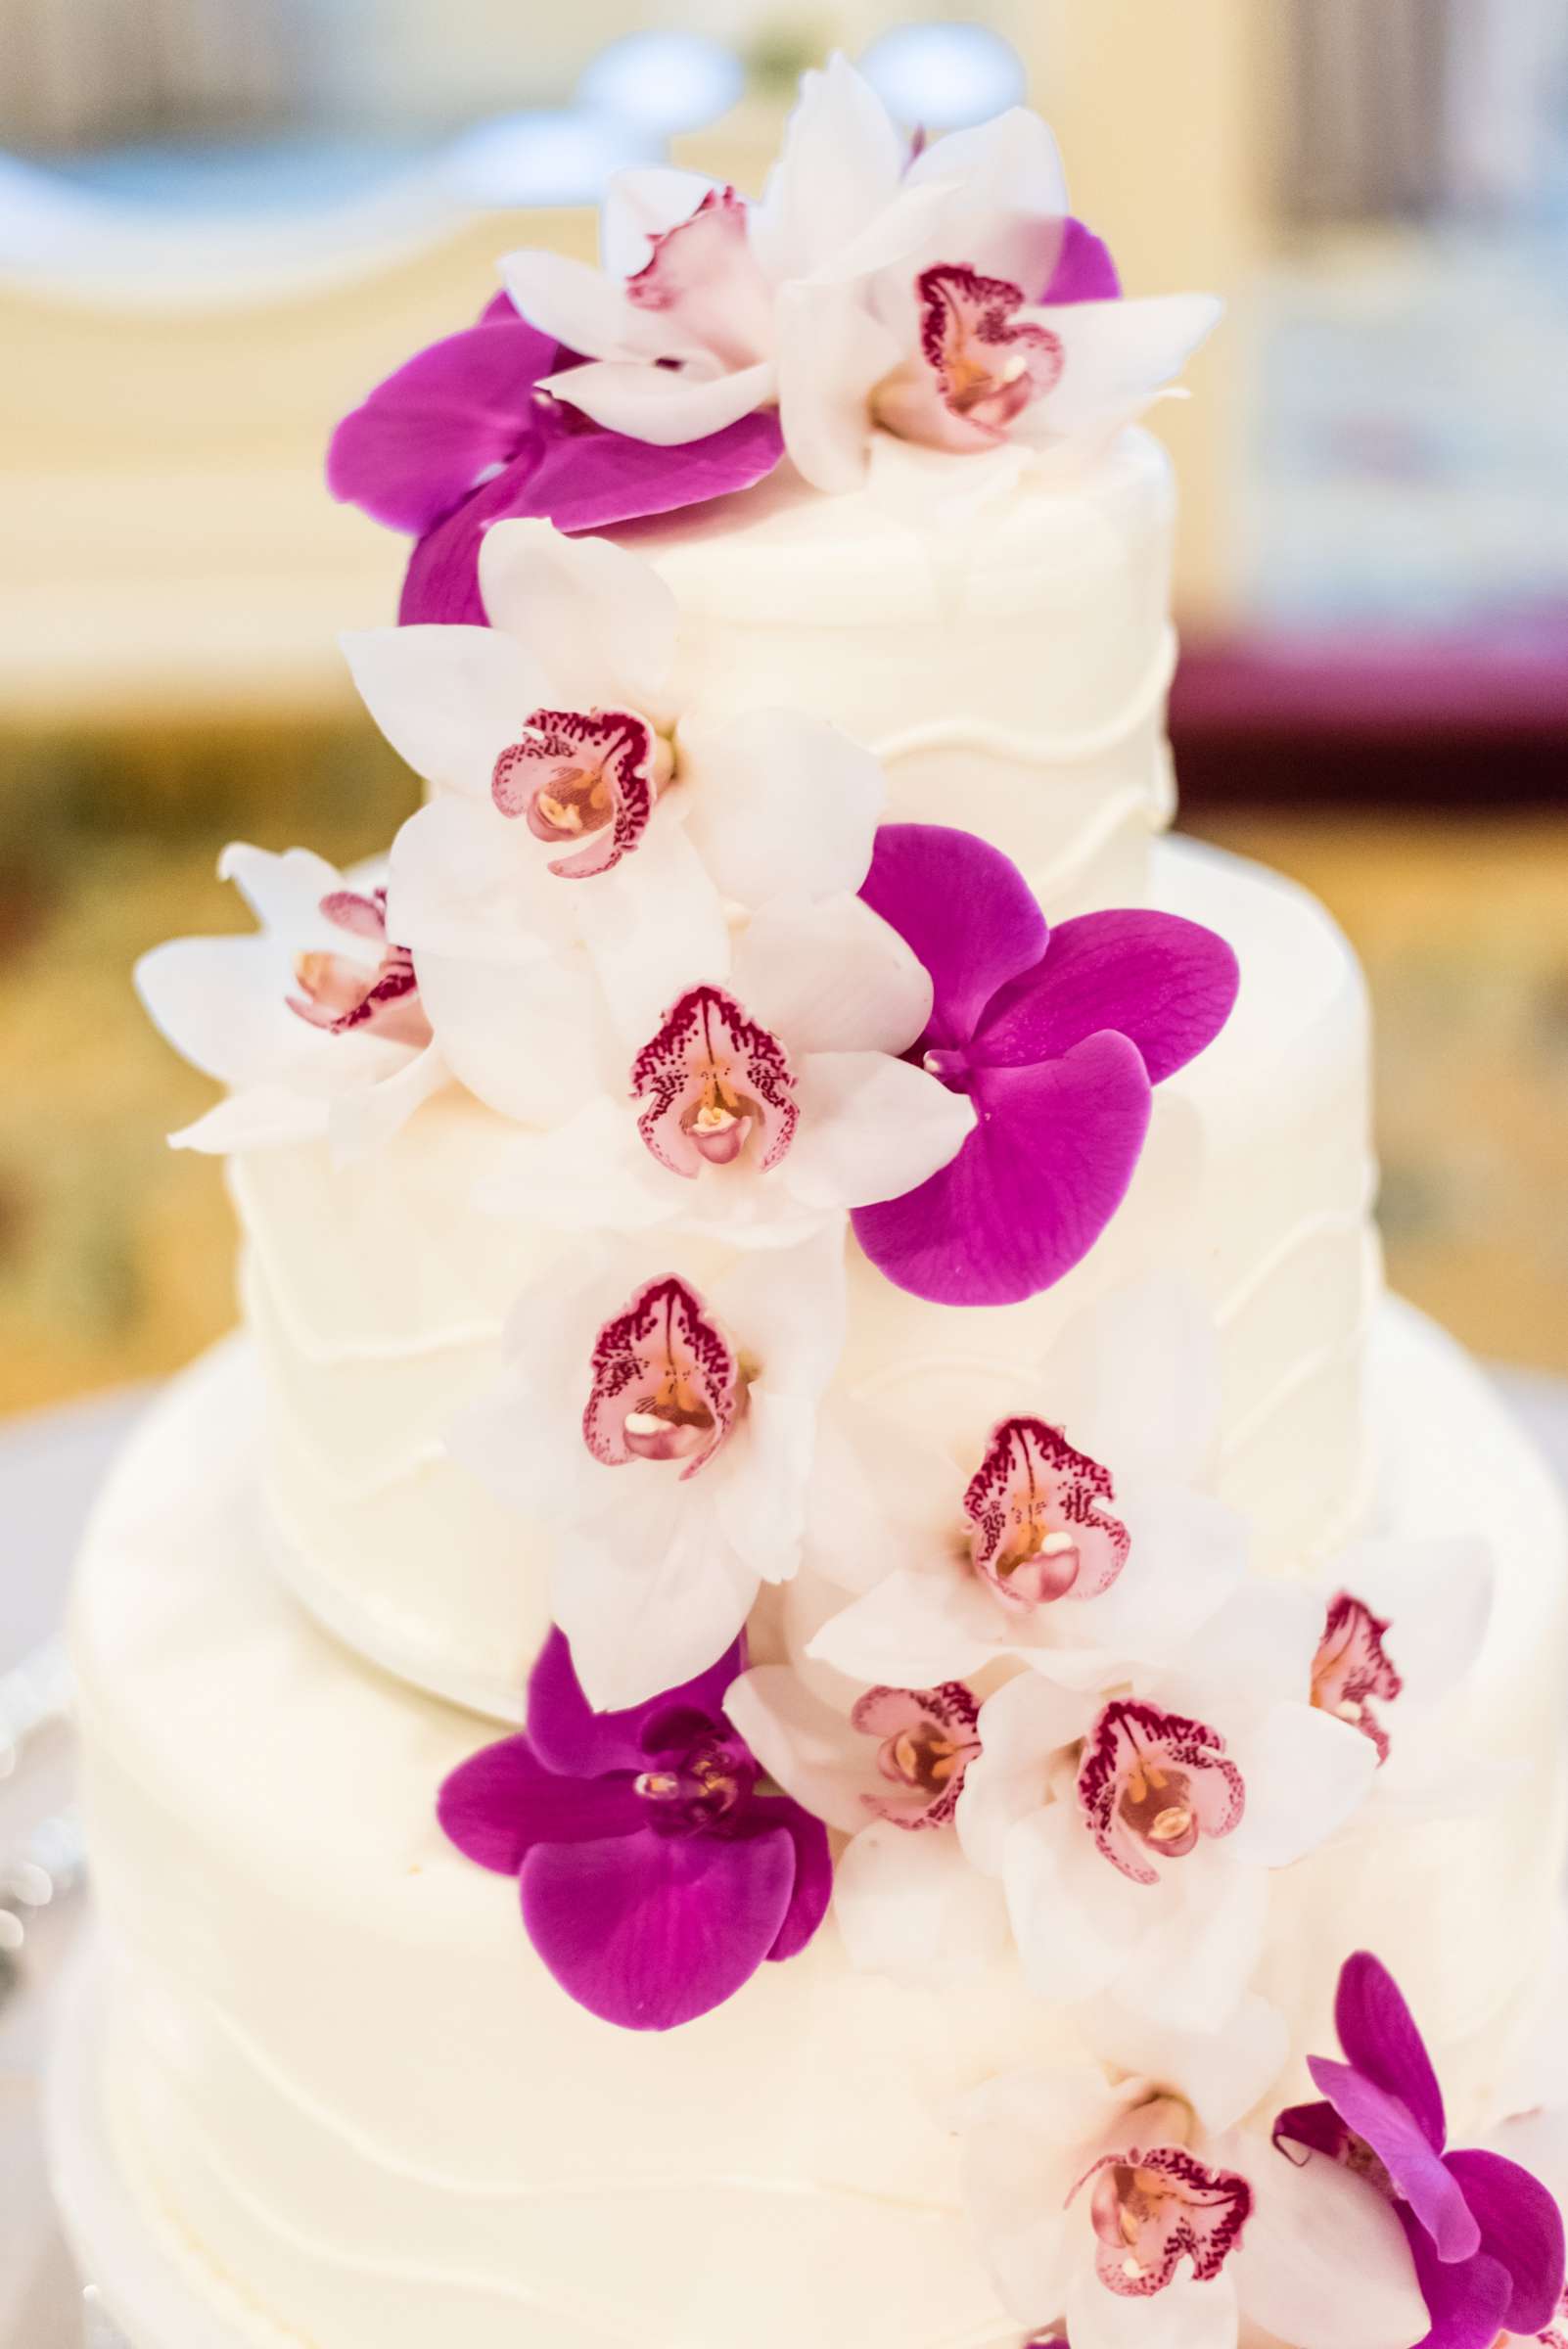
[218,841,350,940]
[773,276,901,493]
[325,1036,450,1161]
[541,355,779,446]
[478,1102,671,1232]
[1398,2208,1512,2349]
[1084,1993,1287,2139]
[326,316,553,533]
[853,1033,1152,1307]
[397,409,784,626]
[555,1479,761,1715]
[1134,1857,1270,2035]
[438,1735,644,1875]
[477,518,678,714]
[1334,1538,1494,1709]
[1231,2142,1428,2349]
[167,1083,326,1154]
[729,895,928,1057]
[136,934,291,1088]
[750,52,904,285]
[1043,218,1122,305]
[906,107,1069,220]
[521,1823,795,2031]
[724,1664,879,1836]
[1002,1800,1142,2007]
[802,1402,959,1598]
[680,711,886,908]
[810,1566,1008,1690]
[1224,1702,1377,1869]
[761,1796,834,1961]
[1308,2056,1477,2263]
[600,164,725,279]
[834,1819,1009,1985]
[1014,292,1223,441]
[976,910,1240,1083]
[526,1625,743,1778]
[1064,2267,1237,2349]
[715,1216,848,1399]
[343,623,542,800]
[858,822,1048,1048]
[1090,1477,1249,1670]
[1335,1950,1451,2155]
[1442,2147,1566,2336]
[959,2064,1117,2320]
[960,1672,1090,1879]
[787,1051,973,1209]
[384,796,574,976]
[576,814,731,1046]
[498,248,661,363]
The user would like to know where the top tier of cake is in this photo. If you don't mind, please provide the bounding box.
[620,428,1177,917]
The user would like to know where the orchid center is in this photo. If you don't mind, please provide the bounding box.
[964,1419,1130,1608]
[878,263,1066,451]
[491,706,669,880]
[634,1728,759,1837]
[1077,1700,1244,1884]
[630,984,799,1181]
[851,1682,981,1830]
[1311,1592,1402,1765]
[1076,2136,1253,2299]
[583,1273,744,1481]
[287,887,431,1048]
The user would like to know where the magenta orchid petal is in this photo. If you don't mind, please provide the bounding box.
[1041,216,1123,305]
[525,1626,744,1779]
[436,1736,548,1875]
[1307,2054,1480,2263]
[758,1796,835,1961]
[975,910,1240,1083]
[520,1825,796,2032]
[853,1033,1151,1306]
[857,823,1049,1049]
[1335,1949,1451,2154]
[1397,2206,1514,2349]
[1272,2097,1350,2165]
[326,315,559,533]
[1443,2148,1568,2336]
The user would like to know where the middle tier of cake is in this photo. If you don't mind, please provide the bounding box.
[231,835,1377,1721]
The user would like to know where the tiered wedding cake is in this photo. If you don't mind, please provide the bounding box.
[62,58,1568,2349]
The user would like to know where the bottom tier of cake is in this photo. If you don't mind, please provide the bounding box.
[64,1306,1568,2349]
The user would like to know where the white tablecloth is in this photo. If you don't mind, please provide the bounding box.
[5,1366,1568,2346]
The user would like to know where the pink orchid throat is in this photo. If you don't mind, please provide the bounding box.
[852,1682,981,1829]
[1076,2140,1253,2298]
[877,263,1064,453]
[1312,1591,1402,1764]
[630,984,798,1179]
[583,1273,743,1480]
[492,706,666,879]
[288,888,431,1047]
[1077,1700,1245,1884]
[964,1417,1129,1605]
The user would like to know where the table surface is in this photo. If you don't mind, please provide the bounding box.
[6,1364,1568,2349]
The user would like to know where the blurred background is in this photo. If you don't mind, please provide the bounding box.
[2,0,1568,1418]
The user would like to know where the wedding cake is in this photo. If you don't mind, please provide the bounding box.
[59,57,1568,2349]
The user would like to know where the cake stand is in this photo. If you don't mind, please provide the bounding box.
[45,1949,265,2349]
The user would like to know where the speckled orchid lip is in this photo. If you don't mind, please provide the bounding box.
[625,185,774,372]
[964,1417,1130,1606]
[491,707,669,879]
[582,1272,743,1479]
[852,1682,981,1829]
[630,984,798,1177]
[1076,1699,1245,1884]
[889,263,1064,451]
[287,887,431,1047]
[1312,1592,1402,1764]
[1073,2134,1253,2299]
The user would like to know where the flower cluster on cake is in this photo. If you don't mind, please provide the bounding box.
[131,57,1568,2349]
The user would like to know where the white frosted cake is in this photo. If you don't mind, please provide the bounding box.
[60,58,1568,2349]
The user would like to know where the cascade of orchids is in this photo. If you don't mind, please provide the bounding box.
[129,50,1568,2349]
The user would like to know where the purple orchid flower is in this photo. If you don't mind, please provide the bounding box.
[327,295,784,625]
[853,825,1239,1307]
[1276,1951,1566,2349]
[437,1628,831,2032]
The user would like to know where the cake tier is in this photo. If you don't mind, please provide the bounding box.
[235,835,1377,1720]
[621,428,1177,919]
[72,1303,1565,2349]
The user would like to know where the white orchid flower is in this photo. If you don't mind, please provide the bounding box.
[134,846,448,1160]
[806,1280,1248,1693]
[475,890,973,1245]
[499,55,1221,493]
[345,518,887,1125]
[960,2053,1428,2349]
[451,1227,847,1712]
[958,1581,1380,2035]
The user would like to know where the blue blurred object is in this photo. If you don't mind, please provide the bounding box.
[444,106,657,207]
[859,22,1026,130]
[578,32,746,138]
